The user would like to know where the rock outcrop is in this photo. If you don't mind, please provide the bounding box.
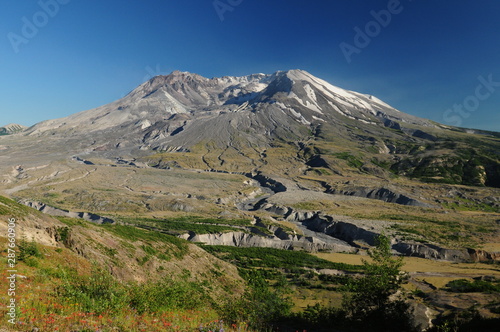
[325,186,430,207]
[179,230,356,253]
[392,242,471,261]
[22,200,115,224]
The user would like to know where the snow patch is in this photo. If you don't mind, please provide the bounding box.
[276,102,311,125]
[289,91,323,114]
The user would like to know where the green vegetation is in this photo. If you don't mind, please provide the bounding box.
[0,195,31,216]
[429,307,500,332]
[371,157,391,169]
[56,226,70,243]
[56,264,210,315]
[445,278,500,293]
[219,270,292,330]
[168,215,252,226]
[120,216,251,235]
[442,196,500,213]
[18,237,43,262]
[391,145,500,188]
[56,216,90,227]
[343,234,413,331]
[201,245,363,271]
[333,152,364,169]
[100,224,189,259]
[278,235,418,332]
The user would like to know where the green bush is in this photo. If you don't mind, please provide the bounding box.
[219,270,292,330]
[55,263,210,315]
[55,264,128,313]
[446,279,500,293]
[24,256,39,267]
[201,245,363,271]
[128,279,207,314]
[18,237,42,261]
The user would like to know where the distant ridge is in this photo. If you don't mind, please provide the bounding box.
[0,123,27,135]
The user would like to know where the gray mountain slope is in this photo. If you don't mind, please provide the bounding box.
[24,69,437,152]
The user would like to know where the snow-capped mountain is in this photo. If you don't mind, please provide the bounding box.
[25,69,437,152]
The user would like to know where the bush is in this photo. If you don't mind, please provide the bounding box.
[429,307,500,332]
[219,270,292,330]
[446,279,500,293]
[55,263,210,315]
[18,237,42,261]
[24,256,39,267]
[55,264,129,314]
[128,279,208,314]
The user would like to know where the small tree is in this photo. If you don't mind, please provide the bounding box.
[344,234,415,331]
[220,270,292,330]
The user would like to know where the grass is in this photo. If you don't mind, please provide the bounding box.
[350,206,498,249]
[127,217,244,234]
[0,237,251,331]
[0,195,32,217]
[169,215,253,226]
[442,198,500,213]
[201,245,363,271]
[333,152,364,169]
[99,224,189,259]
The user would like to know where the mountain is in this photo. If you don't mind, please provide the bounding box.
[27,69,434,148]
[0,123,26,135]
[22,69,500,188]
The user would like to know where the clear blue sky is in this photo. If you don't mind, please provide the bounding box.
[1,0,499,131]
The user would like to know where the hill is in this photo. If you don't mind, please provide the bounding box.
[0,124,26,136]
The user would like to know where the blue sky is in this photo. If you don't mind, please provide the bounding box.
[1,0,499,131]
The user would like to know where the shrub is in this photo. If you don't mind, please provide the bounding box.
[24,256,39,267]
[446,279,500,293]
[55,263,129,314]
[219,270,292,330]
[18,237,42,261]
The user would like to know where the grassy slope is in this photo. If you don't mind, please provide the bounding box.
[0,196,248,331]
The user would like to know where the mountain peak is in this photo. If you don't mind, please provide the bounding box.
[148,70,209,86]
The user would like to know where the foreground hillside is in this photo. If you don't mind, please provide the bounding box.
[0,196,250,331]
